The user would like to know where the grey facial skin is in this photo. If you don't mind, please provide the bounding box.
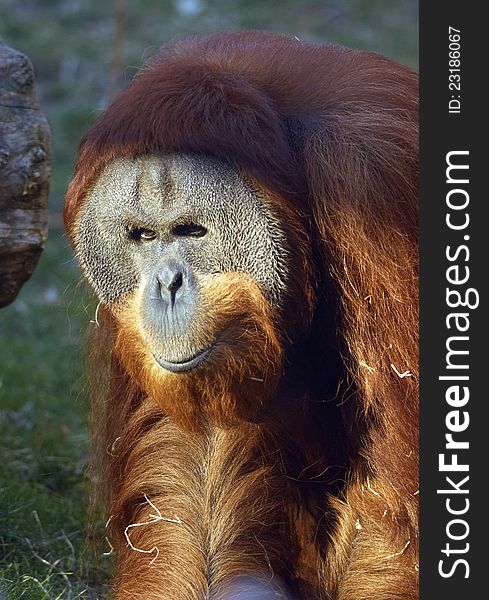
[75,153,291,369]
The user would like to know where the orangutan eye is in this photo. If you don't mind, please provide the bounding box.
[171,223,207,238]
[129,227,158,242]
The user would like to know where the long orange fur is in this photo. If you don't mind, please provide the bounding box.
[66,31,419,599]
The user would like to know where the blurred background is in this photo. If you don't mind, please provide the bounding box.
[0,1,417,597]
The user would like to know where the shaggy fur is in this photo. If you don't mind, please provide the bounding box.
[65,31,418,599]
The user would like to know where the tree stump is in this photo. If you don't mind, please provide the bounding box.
[0,42,50,308]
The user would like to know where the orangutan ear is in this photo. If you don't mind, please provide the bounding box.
[282,116,316,154]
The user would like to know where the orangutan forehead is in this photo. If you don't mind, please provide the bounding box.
[89,153,259,218]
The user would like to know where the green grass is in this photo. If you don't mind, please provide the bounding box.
[0,229,110,598]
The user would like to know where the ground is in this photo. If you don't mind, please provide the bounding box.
[0,228,108,598]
